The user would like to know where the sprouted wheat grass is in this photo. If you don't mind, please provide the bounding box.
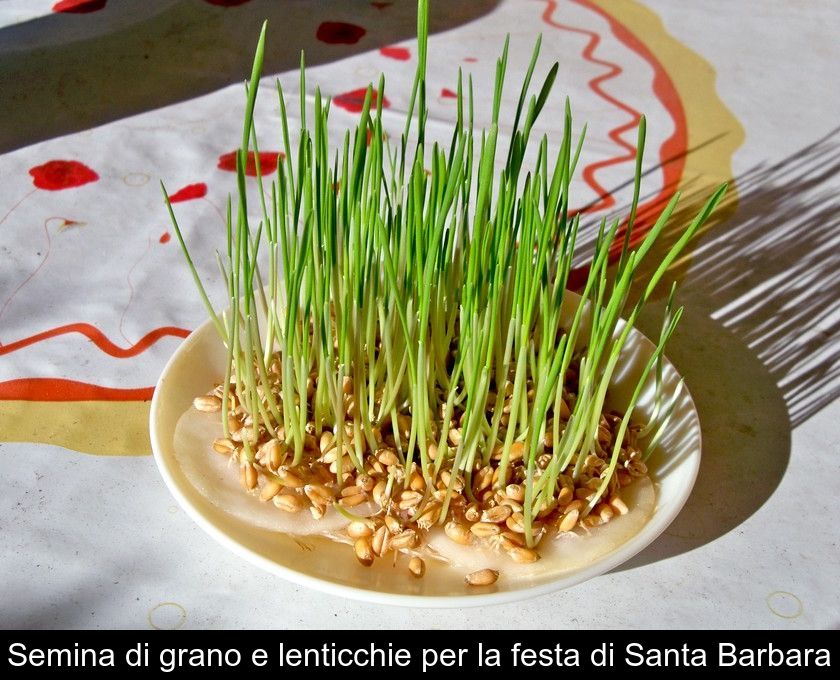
[166,0,725,584]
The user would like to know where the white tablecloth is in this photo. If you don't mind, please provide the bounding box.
[1,0,838,628]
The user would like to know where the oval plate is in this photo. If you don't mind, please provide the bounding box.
[150,293,700,607]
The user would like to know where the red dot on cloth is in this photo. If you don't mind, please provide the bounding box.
[52,0,107,13]
[29,160,99,191]
[168,182,208,203]
[217,151,284,177]
[333,88,390,114]
[317,21,366,45]
[440,88,457,99]
[463,57,478,63]
[380,46,410,61]
[203,0,251,6]
[159,232,171,244]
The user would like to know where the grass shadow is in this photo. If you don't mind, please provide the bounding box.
[613,128,840,569]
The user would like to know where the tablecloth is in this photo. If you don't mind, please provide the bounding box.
[1,0,838,628]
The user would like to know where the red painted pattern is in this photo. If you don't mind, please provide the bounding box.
[317,21,366,45]
[380,46,410,61]
[29,160,99,191]
[540,1,641,213]
[52,0,107,13]
[168,182,208,203]
[577,0,687,253]
[0,324,189,360]
[217,150,283,177]
[159,232,171,244]
[0,378,153,401]
[539,0,687,287]
[333,88,390,114]
[440,88,457,99]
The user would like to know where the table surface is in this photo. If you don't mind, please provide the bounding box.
[1,0,838,629]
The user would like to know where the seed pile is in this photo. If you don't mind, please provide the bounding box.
[193,359,649,582]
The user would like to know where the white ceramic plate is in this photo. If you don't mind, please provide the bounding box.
[150,292,700,607]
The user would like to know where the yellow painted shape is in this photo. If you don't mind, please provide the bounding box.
[0,399,151,456]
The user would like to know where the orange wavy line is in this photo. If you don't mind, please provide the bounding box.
[540,0,688,287]
[579,0,687,250]
[0,378,153,401]
[540,0,641,212]
[0,323,189,358]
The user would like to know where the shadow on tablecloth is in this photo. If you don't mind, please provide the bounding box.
[615,127,840,570]
[0,0,500,154]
